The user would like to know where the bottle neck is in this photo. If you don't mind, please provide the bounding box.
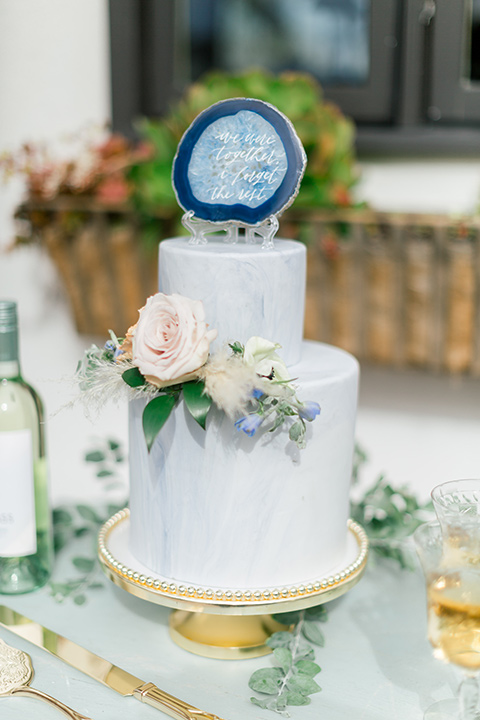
[0,326,21,379]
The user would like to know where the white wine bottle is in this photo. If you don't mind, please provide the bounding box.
[0,300,53,593]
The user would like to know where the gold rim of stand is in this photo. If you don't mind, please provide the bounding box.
[98,509,368,616]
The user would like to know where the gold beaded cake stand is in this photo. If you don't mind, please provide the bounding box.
[98,509,368,660]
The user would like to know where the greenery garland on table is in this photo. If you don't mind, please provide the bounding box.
[49,438,126,605]
[50,440,431,714]
[249,607,327,714]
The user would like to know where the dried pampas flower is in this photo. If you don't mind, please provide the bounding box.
[198,349,259,418]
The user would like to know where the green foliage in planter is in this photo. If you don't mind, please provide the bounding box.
[129,69,360,221]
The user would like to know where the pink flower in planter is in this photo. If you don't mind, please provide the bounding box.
[95,173,131,204]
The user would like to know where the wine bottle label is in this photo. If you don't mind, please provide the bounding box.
[0,429,37,557]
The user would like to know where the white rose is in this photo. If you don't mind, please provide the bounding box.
[132,293,217,388]
[243,336,290,382]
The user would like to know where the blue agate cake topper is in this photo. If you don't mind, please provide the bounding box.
[172,98,306,248]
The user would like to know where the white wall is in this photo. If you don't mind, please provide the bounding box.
[0,0,126,506]
[358,158,480,215]
[0,0,111,248]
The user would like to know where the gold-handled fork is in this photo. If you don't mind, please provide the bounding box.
[0,639,92,720]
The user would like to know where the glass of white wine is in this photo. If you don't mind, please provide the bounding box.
[432,480,480,566]
[415,520,480,720]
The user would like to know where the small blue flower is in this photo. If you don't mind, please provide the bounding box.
[114,347,124,359]
[104,340,116,352]
[235,414,264,437]
[251,388,264,400]
[298,401,321,422]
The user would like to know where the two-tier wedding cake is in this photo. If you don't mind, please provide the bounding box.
[87,98,360,596]
[128,236,359,590]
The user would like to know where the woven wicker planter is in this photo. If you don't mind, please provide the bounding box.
[16,198,172,336]
[281,209,480,375]
[17,200,480,374]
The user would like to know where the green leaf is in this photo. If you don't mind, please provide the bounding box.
[289,421,306,448]
[122,367,146,387]
[285,690,312,706]
[74,527,90,538]
[182,381,212,429]
[248,668,284,695]
[250,697,270,711]
[302,620,325,646]
[295,645,316,662]
[267,631,296,649]
[272,610,301,626]
[287,674,321,695]
[142,394,177,451]
[108,503,125,516]
[305,605,328,622]
[76,505,103,524]
[49,582,74,596]
[53,533,70,553]
[108,439,120,451]
[96,469,114,478]
[273,647,292,674]
[269,412,286,433]
[72,556,96,573]
[229,341,244,355]
[52,508,73,526]
[73,594,87,606]
[295,660,321,677]
[85,450,105,463]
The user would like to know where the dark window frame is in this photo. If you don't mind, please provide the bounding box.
[108,0,480,157]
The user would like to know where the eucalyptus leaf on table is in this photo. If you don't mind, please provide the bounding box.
[249,609,323,716]
[350,473,432,569]
[50,438,128,605]
[50,502,123,605]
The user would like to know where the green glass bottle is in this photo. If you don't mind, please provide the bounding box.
[0,300,53,593]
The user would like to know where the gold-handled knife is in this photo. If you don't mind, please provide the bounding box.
[0,606,225,720]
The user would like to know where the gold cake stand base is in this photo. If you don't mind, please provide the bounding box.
[98,510,368,660]
[170,612,292,659]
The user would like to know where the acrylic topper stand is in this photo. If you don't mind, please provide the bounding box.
[172,97,307,248]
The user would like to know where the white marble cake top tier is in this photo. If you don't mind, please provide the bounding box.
[158,237,306,366]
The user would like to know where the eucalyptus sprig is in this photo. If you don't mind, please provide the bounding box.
[50,438,128,606]
[50,502,125,605]
[350,447,433,569]
[49,556,103,606]
[84,436,125,490]
[249,606,327,716]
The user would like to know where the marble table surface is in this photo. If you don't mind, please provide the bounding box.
[0,547,461,720]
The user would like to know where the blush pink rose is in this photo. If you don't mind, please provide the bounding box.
[132,293,217,388]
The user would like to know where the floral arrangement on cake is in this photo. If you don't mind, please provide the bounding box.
[77,292,320,451]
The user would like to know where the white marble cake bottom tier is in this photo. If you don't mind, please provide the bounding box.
[128,341,359,590]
